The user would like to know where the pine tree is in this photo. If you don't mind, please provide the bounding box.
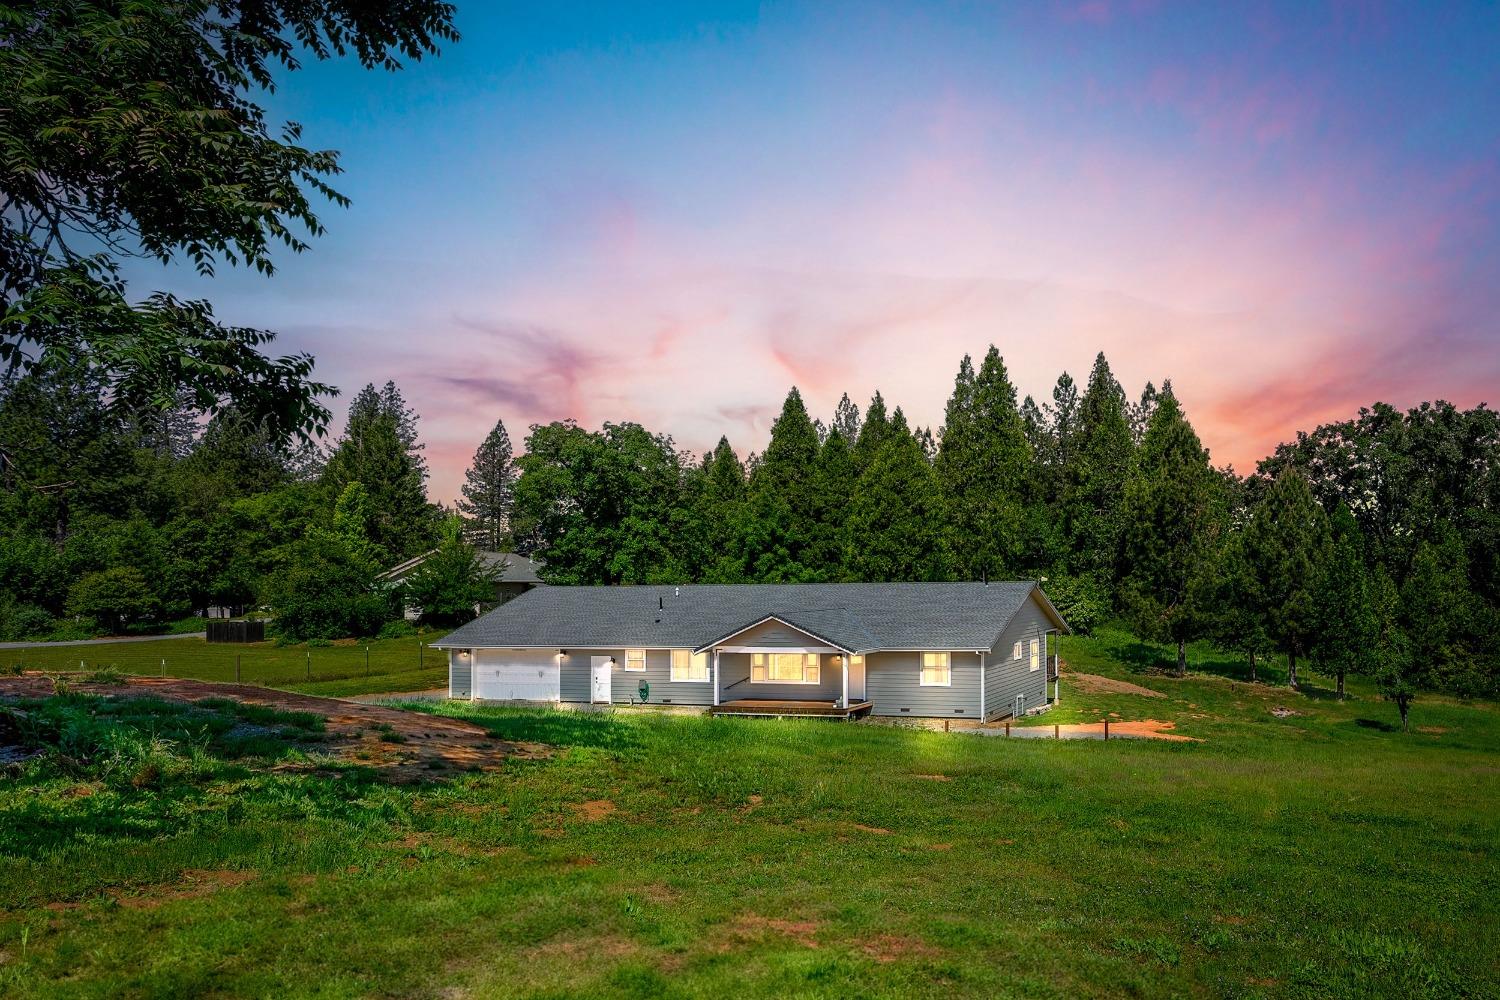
[740,388,821,581]
[845,408,949,581]
[807,427,856,579]
[698,436,748,582]
[321,382,435,563]
[1206,530,1272,682]
[457,417,517,551]
[935,347,1032,580]
[1064,353,1134,588]
[1129,381,1160,446]
[855,390,891,468]
[832,392,861,443]
[1117,388,1225,675]
[1314,504,1376,698]
[1241,468,1329,688]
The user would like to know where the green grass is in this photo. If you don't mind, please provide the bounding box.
[0,634,1496,998]
[3,630,450,696]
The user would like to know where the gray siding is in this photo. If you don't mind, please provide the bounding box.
[717,651,845,702]
[448,650,471,698]
[559,652,591,703]
[866,651,982,718]
[721,618,835,648]
[985,593,1054,720]
[557,647,714,706]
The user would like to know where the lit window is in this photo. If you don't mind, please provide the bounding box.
[671,649,709,682]
[750,652,820,684]
[850,654,864,669]
[1028,638,1040,672]
[1012,641,1023,661]
[625,649,646,672]
[920,652,951,687]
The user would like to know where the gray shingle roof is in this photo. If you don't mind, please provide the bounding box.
[431,581,1063,653]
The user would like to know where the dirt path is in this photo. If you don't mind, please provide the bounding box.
[0,675,546,781]
[1061,671,1166,699]
[984,718,1199,741]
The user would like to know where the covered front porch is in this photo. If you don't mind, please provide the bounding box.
[709,698,873,719]
[700,614,867,716]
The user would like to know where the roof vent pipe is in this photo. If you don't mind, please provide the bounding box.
[658,596,664,610]
[674,586,680,597]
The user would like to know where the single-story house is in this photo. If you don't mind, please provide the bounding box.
[431,581,1066,721]
[379,551,544,620]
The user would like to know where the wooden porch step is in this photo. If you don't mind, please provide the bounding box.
[710,699,873,719]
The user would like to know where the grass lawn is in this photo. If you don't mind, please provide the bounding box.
[3,631,451,697]
[0,632,1496,998]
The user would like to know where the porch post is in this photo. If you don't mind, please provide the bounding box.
[980,650,986,720]
[841,654,849,707]
[713,648,720,707]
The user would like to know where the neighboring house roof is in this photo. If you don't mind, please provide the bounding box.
[379,551,545,586]
[432,581,1067,653]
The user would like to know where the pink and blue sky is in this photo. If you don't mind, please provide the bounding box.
[148,1,1499,502]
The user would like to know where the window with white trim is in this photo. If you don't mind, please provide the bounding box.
[920,652,951,686]
[750,652,820,684]
[1012,641,1023,661]
[1028,638,1040,671]
[670,649,709,682]
[624,648,646,672]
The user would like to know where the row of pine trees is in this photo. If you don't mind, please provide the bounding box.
[456,349,1498,715]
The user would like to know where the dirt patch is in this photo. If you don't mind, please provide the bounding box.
[850,823,892,835]
[1050,719,1201,742]
[116,868,256,910]
[1269,706,1300,718]
[527,933,639,962]
[1417,726,1449,735]
[0,674,547,783]
[731,914,823,948]
[911,773,951,782]
[860,933,944,964]
[1064,673,1165,699]
[571,799,618,821]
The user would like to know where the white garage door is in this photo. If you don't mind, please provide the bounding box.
[473,651,560,702]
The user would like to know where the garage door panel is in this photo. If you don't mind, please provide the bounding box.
[473,650,560,702]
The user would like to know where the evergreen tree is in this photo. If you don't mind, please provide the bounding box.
[1118,389,1224,675]
[1129,381,1160,446]
[845,408,949,581]
[1241,468,1329,688]
[321,381,435,563]
[935,347,1032,580]
[740,388,822,581]
[807,427,856,579]
[697,437,749,582]
[1371,567,1416,730]
[1206,530,1272,682]
[855,390,891,468]
[832,392,861,442]
[332,481,382,575]
[1314,504,1377,698]
[457,416,517,550]
[1063,353,1134,588]
[1019,394,1049,460]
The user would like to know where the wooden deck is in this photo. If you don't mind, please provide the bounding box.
[709,699,873,720]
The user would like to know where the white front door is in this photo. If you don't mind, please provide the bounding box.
[591,656,613,704]
[849,656,866,700]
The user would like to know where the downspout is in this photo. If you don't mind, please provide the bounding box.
[979,650,986,721]
[712,648,720,707]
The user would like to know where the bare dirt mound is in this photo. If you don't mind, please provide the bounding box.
[0,674,547,781]
[1057,718,1198,741]
[1063,672,1166,699]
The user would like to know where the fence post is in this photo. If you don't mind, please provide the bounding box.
[365,645,370,677]
[1004,721,1010,738]
[419,641,424,669]
[1103,719,1109,741]
[1054,723,1059,739]
[161,658,166,678]
[306,649,311,681]
[235,653,241,684]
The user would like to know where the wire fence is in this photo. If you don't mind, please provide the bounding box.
[2,638,444,690]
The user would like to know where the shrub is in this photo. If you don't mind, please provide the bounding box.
[0,601,54,642]
[1043,573,1108,635]
[66,568,158,635]
[260,531,393,641]
[377,619,418,640]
